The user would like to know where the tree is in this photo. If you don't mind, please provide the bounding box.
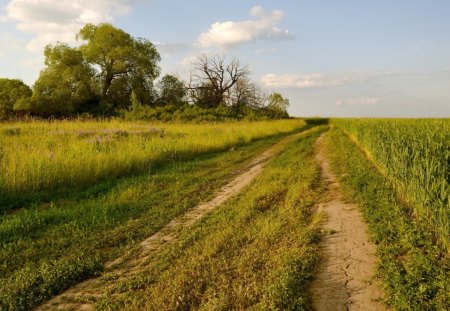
[30,43,95,116]
[0,79,32,118]
[266,92,290,118]
[229,77,261,113]
[155,74,187,107]
[189,55,249,108]
[76,23,161,110]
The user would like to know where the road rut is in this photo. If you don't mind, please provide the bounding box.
[310,133,385,311]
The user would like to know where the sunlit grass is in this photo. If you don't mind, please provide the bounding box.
[332,118,450,252]
[0,119,306,211]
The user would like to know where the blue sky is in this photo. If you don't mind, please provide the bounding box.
[1,0,449,117]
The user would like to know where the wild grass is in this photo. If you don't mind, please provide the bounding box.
[0,119,306,212]
[0,131,303,311]
[94,126,327,310]
[332,118,449,253]
[325,127,449,310]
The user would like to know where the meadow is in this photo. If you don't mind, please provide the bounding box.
[0,118,448,310]
[0,119,306,212]
[0,119,310,310]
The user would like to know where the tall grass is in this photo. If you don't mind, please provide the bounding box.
[333,119,450,253]
[0,119,306,211]
[96,126,326,310]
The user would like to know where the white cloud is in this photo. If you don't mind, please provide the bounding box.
[261,72,369,88]
[2,0,139,51]
[198,6,295,48]
[250,6,265,17]
[335,98,381,106]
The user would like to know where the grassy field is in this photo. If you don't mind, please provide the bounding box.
[94,126,327,310]
[326,122,449,310]
[1,118,448,310]
[0,120,310,310]
[0,119,306,212]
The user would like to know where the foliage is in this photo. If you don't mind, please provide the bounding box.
[267,92,290,118]
[325,126,449,310]
[154,74,187,107]
[0,24,291,119]
[77,23,161,111]
[30,43,96,116]
[0,78,32,118]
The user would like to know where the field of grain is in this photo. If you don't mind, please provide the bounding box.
[327,120,449,310]
[333,119,449,252]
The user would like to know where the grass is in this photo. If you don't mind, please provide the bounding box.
[324,126,449,310]
[0,128,310,311]
[91,126,327,310]
[332,118,449,252]
[0,119,306,212]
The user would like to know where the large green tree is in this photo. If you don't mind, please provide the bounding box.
[0,78,32,118]
[77,23,160,110]
[31,43,95,116]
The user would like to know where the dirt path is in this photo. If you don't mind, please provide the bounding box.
[37,130,306,310]
[310,133,385,311]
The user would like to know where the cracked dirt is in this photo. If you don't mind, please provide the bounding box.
[310,133,385,311]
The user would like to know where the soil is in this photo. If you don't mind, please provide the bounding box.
[310,133,385,310]
[36,131,306,310]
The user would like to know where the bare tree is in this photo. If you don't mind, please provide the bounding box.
[188,54,250,108]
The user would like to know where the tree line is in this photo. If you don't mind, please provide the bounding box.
[0,23,290,121]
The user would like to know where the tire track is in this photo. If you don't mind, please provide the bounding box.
[37,130,309,310]
[310,133,385,311]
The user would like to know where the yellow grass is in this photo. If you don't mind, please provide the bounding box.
[0,119,306,206]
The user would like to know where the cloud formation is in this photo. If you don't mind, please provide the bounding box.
[261,72,369,88]
[335,98,381,106]
[198,6,295,48]
[2,0,138,51]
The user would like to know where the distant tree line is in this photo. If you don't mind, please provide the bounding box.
[0,23,290,121]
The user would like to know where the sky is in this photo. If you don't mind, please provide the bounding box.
[0,0,449,117]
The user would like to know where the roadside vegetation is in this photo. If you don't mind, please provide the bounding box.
[0,119,306,212]
[325,123,449,310]
[0,124,313,311]
[92,126,327,310]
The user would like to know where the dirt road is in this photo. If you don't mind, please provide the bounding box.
[310,133,385,310]
[37,131,307,310]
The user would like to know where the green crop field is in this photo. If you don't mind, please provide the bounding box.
[0,118,448,310]
[327,119,449,310]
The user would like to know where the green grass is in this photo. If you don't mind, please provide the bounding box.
[0,130,310,311]
[324,127,449,310]
[0,119,306,212]
[92,126,327,310]
[332,118,449,252]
